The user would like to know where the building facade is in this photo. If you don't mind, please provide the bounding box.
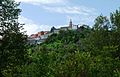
[28,19,80,45]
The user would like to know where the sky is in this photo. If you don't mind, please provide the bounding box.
[14,0,120,35]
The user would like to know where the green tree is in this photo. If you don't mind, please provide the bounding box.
[110,8,120,30]
[110,8,120,58]
[87,15,111,51]
[93,15,110,30]
[0,0,27,76]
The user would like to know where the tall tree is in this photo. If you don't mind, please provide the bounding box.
[0,0,27,76]
[88,15,111,51]
[110,8,120,30]
[110,9,120,58]
[93,15,110,31]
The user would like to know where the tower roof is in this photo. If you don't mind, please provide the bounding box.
[69,19,72,28]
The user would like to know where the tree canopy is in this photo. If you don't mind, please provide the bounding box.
[0,0,27,76]
[1,0,120,77]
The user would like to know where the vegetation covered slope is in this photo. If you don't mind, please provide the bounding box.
[22,19,120,77]
[1,0,120,76]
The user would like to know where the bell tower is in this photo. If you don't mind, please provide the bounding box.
[69,19,72,28]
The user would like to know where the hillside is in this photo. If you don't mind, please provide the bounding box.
[1,0,120,76]
[21,23,120,77]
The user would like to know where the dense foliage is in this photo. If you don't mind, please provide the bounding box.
[21,10,120,77]
[0,0,27,76]
[1,0,120,77]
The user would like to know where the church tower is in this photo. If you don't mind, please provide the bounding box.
[69,19,72,28]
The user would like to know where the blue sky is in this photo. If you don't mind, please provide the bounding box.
[15,0,120,35]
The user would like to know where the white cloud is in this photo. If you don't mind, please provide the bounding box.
[19,16,40,35]
[16,0,98,34]
[18,16,68,35]
[43,6,98,25]
[15,0,67,5]
[43,6,97,16]
[66,14,97,26]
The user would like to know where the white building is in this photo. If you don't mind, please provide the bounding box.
[68,19,78,30]
[28,19,79,45]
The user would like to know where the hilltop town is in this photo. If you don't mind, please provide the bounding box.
[28,19,82,45]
